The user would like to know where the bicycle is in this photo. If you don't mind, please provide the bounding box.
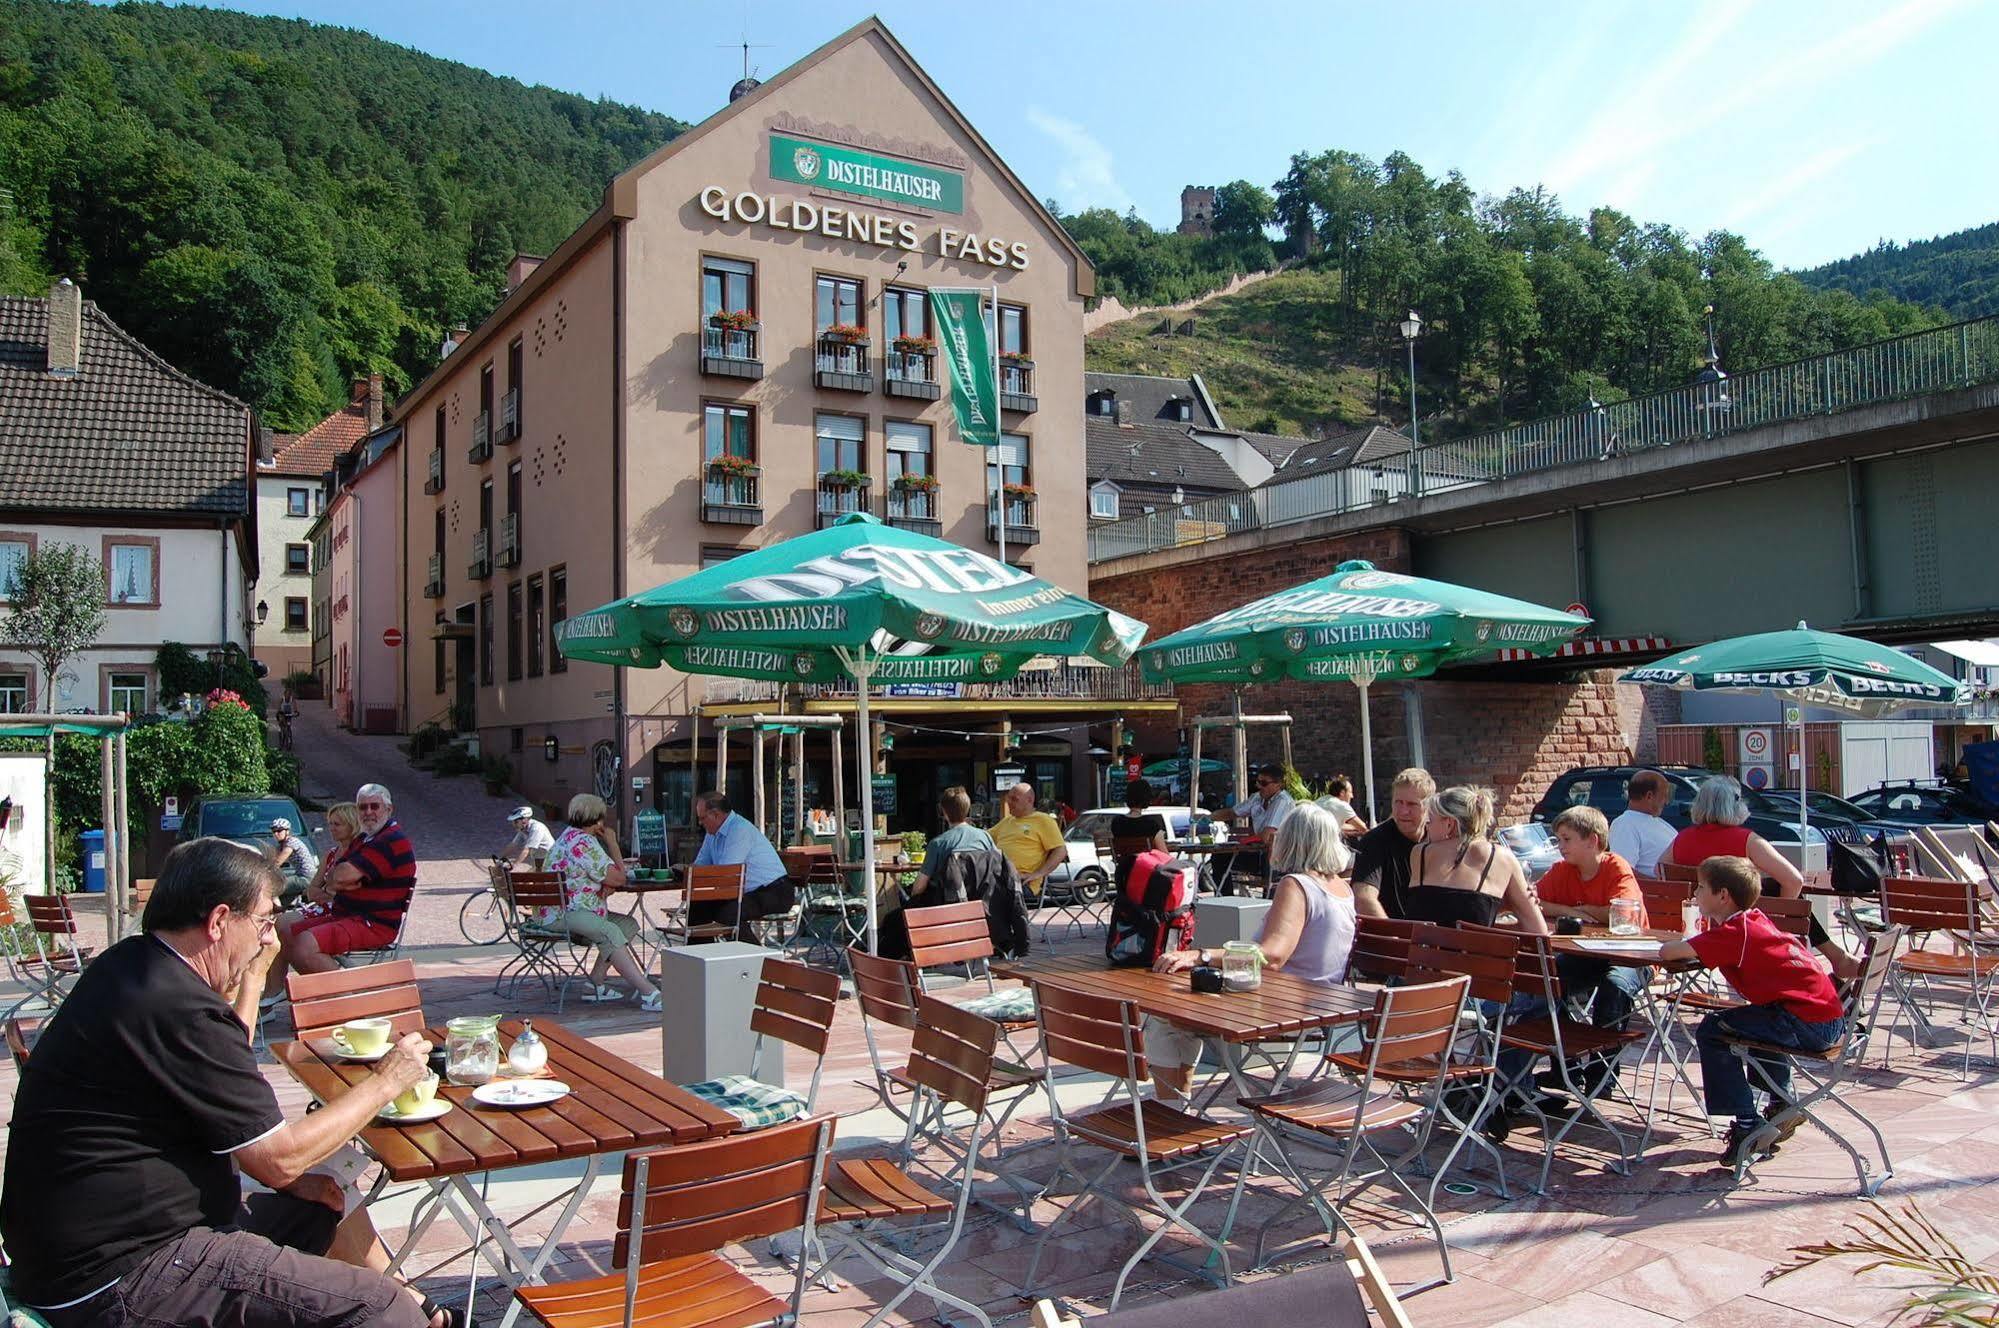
[275,709,294,752]
[457,857,513,946]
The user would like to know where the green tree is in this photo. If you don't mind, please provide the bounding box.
[1211,180,1275,238]
[5,543,106,709]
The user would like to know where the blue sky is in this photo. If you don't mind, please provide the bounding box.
[183,0,1996,270]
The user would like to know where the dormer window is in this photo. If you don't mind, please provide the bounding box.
[1088,390,1116,418]
[1165,396,1193,423]
[1089,481,1120,520]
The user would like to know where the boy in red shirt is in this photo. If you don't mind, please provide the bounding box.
[1660,855,1846,1166]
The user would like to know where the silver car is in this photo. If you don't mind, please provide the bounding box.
[1041,806,1226,904]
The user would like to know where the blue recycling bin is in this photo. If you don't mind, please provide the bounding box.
[79,828,106,893]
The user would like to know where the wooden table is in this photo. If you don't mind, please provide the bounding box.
[1168,838,1268,895]
[1549,926,1709,1148]
[609,876,686,963]
[275,1018,735,1326]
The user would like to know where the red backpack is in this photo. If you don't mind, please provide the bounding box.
[1105,849,1199,967]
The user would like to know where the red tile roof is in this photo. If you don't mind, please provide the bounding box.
[266,379,382,478]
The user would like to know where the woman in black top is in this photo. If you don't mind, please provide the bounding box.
[1402,785,1547,932]
[1109,778,1169,891]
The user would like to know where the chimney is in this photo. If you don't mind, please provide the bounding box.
[504,253,545,295]
[46,277,81,378]
[1115,399,1134,426]
[351,374,384,431]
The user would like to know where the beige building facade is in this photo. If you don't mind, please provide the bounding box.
[393,19,1138,826]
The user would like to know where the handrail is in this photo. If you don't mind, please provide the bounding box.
[1090,312,1999,563]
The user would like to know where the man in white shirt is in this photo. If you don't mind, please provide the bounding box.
[1609,769,1677,876]
[502,806,555,869]
[1233,764,1296,836]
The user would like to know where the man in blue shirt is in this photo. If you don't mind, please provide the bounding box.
[688,790,794,943]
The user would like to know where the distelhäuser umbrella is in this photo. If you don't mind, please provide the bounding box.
[1138,560,1590,818]
[1624,623,1969,842]
[555,512,1147,951]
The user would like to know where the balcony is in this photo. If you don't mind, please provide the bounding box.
[468,527,492,580]
[987,493,1039,547]
[468,411,492,463]
[702,466,762,525]
[496,512,521,568]
[813,335,873,392]
[423,449,443,495]
[884,484,941,537]
[701,324,763,380]
[815,476,871,530]
[424,553,445,599]
[883,347,941,401]
[1001,359,1038,413]
[499,388,520,443]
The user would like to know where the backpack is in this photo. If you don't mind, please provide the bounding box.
[1828,834,1889,897]
[1105,849,1199,968]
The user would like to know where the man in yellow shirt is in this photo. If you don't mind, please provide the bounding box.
[991,783,1067,897]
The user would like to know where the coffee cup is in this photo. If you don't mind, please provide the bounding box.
[333,1017,393,1056]
[392,1072,439,1117]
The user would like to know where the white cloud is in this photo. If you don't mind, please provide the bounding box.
[1719,135,1885,231]
[1025,106,1133,214]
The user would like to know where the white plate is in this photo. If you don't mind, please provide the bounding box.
[377,1097,453,1124]
[1569,937,1665,954]
[472,1079,572,1109]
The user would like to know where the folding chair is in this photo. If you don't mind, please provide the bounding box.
[1029,1233,1413,1328]
[6,1015,35,1071]
[660,864,745,946]
[907,899,1038,1036]
[335,907,411,969]
[20,894,89,1013]
[1034,834,1118,942]
[1637,876,1690,930]
[1724,926,1906,1195]
[813,996,1018,1328]
[1023,982,1254,1311]
[1659,862,1701,885]
[288,958,424,1042]
[791,858,862,966]
[493,871,591,1011]
[678,957,839,1130]
[1399,922,1520,1202]
[1244,975,1471,1283]
[1879,875,1998,1077]
[513,1116,836,1328]
[1348,916,1417,985]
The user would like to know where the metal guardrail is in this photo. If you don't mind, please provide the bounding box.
[1089,313,1999,563]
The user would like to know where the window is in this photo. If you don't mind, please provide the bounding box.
[479,593,495,686]
[284,597,307,631]
[507,336,524,434]
[814,274,862,333]
[106,539,157,605]
[108,672,146,714]
[1089,391,1116,417]
[479,362,494,424]
[703,403,755,462]
[885,421,933,483]
[0,673,27,713]
[285,543,310,575]
[1089,483,1119,519]
[999,304,1027,356]
[433,405,446,493]
[506,581,523,682]
[699,546,746,570]
[882,287,927,342]
[987,432,1030,492]
[511,726,524,753]
[287,487,310,517]
[0,538,30,598]
[434,627,446,696]
[702,256,756,320]
[526,575,544,677]
[479,478,493,538]
[815,413,865,475]
[548,567,567,673]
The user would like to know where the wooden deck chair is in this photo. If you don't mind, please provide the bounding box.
[1028,1235,1412,1328]
[1637,876,1691,930]
[906,898,1038,1034]
[1348,915,1417,985]
[678,957,839,1131]
[21,894,89,1012]
[1400,922,1522,1202]
[1659,861,1701,885]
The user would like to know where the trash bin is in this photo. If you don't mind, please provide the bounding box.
[79,828,106,893]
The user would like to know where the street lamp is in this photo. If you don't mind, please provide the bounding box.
[1695,303,1731,432]
[205,648,225,691]
[1399,311,1423,496]
[256,600,269,626]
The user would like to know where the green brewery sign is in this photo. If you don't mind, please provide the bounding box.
[770,133,964,214]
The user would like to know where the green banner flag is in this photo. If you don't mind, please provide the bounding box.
[770,134,965,213]
[928,288,999,449]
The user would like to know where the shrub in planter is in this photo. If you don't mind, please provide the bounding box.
[481,752,513,793]
[432,745,480,777]
[408,722,449,761]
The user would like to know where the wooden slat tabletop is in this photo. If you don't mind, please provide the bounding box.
[992,952,1372,1042]
[1550,926,1700,971]
[273,1018,736,1182]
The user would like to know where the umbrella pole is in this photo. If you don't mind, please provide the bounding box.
[1356,679,1377,823]
[1191,718,1204,814]
[839,645,880,954]
[832,725,845,844]
[1790,692,1810,851]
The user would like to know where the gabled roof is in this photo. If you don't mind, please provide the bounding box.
[1239,431,1306,465]
[1085,419,1248,493]
[1082,372,1225,430]
[266,396,372,479]
[1271,425,1412,476]
[0,295,250,517]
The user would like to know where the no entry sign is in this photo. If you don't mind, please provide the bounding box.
[382,627,404,648]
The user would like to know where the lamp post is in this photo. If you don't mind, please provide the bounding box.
[1399,311,1423,497]
[256,600,269,627]
[205,648,225,692]
[1695,303,1730,435]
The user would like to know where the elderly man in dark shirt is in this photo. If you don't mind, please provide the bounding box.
[1,838,451,1327]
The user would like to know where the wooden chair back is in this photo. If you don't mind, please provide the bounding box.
[287,959,424,1042]
[612,1115,834,1268]
[846,947,920,1032]
[1759,894,1814,940]
[1033,981,1144,1082]
[905,899,993,971]
[1637,877,1690,929]
[908,994,999,1116]
[1349,916,1417,984]
[6,1015,35,1071]
[750,957,841,1060]
[1846,925,1907,1018]
[1365,975,1470,1072]
[1659,861,1701,884]
[505,871,566,916]
[1461,922,1559,1003]
[1404,921,1517,1006]
[126,878,156,919]
[686,863,746,907]
[781,846,835,882]
[25,894,76,936]
[1880,875,1980,934]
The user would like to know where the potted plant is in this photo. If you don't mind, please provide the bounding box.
[820,468,871,491]
[891,472,939,493]
[821,322,868,345]
[900,829,927,865]
[480,751,512,796]
[1000,349,1033,366]
[1002,482,1037,500]
[706,453,760,478]
[708,308,758,331]
[892,334,936,355]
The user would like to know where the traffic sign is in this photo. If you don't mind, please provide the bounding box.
[1566,602,1589,618]
[382,627,403,648]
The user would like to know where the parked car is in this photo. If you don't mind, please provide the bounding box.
[1531,766,1842,845]
[1846,780,1999,827]
[1041,805,1223,904]
[178,794,317,854]
[1755,789,1879,825]
[1497,821,1562,884]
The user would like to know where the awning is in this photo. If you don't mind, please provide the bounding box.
[1931,640,1999,667]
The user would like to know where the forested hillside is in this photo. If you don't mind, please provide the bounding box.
[1799,222,1999,320]
[0,0,684,429]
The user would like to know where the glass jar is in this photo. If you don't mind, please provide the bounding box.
[1608,896,1644,937]
[506,1019,547,1077]
[1220,940,1265,991]
[445,1014,502,1086]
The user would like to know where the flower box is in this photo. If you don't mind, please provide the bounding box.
[708,309,758,331]
[707,455,760,477]
[892,473,940,492]
[1002,483,1037,499]
[893,335,937,355]
[821,323,869,345]
[1000,351,1034,366]
[819,469,871,490]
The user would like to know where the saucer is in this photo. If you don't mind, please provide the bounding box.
[331,1043,391,1063]
[377,1098,453,1124]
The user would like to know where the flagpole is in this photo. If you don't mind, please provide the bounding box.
[992,284,1006,568]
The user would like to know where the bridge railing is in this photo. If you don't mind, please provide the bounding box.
[1089,312,1999,564]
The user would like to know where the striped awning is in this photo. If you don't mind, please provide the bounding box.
[1498,636,1671,663]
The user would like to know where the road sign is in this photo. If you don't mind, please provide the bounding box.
[1566,602,1589,617]
[1739,727,1774,791]
[164,795,179,818]
[382,627,404,648]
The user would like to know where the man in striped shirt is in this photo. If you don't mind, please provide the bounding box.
[263,784,417,1003]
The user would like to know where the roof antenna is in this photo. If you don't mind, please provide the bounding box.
[720,33,772,102]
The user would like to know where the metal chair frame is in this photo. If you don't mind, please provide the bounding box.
[1878,875,1999,1077]
[492,871,592,1012]
[1399,923,1520,1203]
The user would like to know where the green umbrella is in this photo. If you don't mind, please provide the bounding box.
[1138,560,1589,818]
[1625,622,1969,841]
[556,512,1147,950]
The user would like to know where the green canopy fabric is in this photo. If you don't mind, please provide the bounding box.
[555,512,1148,951]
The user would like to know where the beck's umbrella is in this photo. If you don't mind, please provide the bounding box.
[1138,560,1590,818]
[1624,623,1969,843]
[555,512,1147,951]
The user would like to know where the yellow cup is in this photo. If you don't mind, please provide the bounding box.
[392,1072,439,1117]
[334,1017,392,1056]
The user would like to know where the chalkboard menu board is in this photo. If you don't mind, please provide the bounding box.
[870,774,898,817]
[632,809,667,856]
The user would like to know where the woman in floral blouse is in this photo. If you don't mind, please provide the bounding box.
[542,793,661,1010]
